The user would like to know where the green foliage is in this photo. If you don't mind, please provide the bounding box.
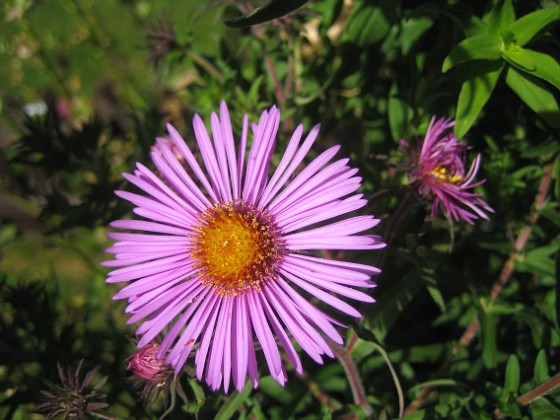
[1,0,560,419]
[441,1,560,136]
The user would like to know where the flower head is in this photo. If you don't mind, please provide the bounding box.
[128,341,174,383]
[38,360,108,420]
[127,341,188,412]
[104,102,384,393]
[405,117,493,224]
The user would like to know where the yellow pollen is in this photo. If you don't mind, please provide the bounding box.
[432,166,462,184]
[190,203,283,296]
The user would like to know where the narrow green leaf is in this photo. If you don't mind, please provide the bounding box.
[442,34,502,72]
[505,66,560,130]
[479,308,497,369]
[507,6,560,46]
[503,46,560,91]
[455,61,504,138]
[400,16,433,55]
[388,88,413,142]
[487,0,516,31]
[503,354,520,398]
[420,266,446,312]
[364,268,424,341]
[214,381,252,420]
[341,0,398,46]
[533,349,549,384]
[530,398,560,418]
[224,0,310,28]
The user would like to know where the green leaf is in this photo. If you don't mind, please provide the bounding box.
[505,66,560,130]
[224,0,310,28]
[341,0,399,46]
[420,266,446,312]
[214,381,252,420]
[479,308,497,369]
[400,16,433,55]
[503,354,520,398]
[364,267,424,341]
[503,46,560,92]
[530,398,560,419]
[388,86,413,142]
[515,243,559,277]
[507,6,560,46]
[533,349,550,384]
[521,138,560,159]
[487,0,516,31]
[442,33,502,72]
[455,60,504,138]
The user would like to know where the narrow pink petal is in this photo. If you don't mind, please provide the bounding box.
[151,142,210,210]
[232,295,249,391]
[109,220,190,235]
[166,123,219,203]
[219,102,240,200]
[247,291,282,377]
[259,289,303,373]
[280,268,361,317]
[195,295,223,381]
[193,114,228,200]
[211,111,233,202]
[237,114,249,198]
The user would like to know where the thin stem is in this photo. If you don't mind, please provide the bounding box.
[327,337,375,419]
[372,343,404,419]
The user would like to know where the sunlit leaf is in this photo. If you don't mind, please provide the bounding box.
[455,61,504,138]
[502,46,560,91]
[442,33,502,73]
[486,0,515,31]
[341,0,398,46]
[507,6,560,46]
[505,66,560,130]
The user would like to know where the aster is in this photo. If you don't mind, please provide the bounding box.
[406,117,493,224]
[104,101,384,393]
[127,341,188,417]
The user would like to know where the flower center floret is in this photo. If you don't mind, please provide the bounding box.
[191,201,284,296]
[431,166,462,184]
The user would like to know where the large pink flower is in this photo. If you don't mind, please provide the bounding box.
[104,102,384,393]
[408,117,493,224]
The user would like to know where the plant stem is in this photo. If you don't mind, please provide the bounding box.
[327,337,375,418]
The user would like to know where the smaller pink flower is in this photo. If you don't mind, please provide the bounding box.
[406,117,493,224]
[127,342,172,383]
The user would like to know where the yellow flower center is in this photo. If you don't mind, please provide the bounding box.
[190,202,283,296]
[432,166,462,184]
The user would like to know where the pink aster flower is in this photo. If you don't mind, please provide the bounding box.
[406,117,493,224]
[104,102,384,393]
[127,342,172,382]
